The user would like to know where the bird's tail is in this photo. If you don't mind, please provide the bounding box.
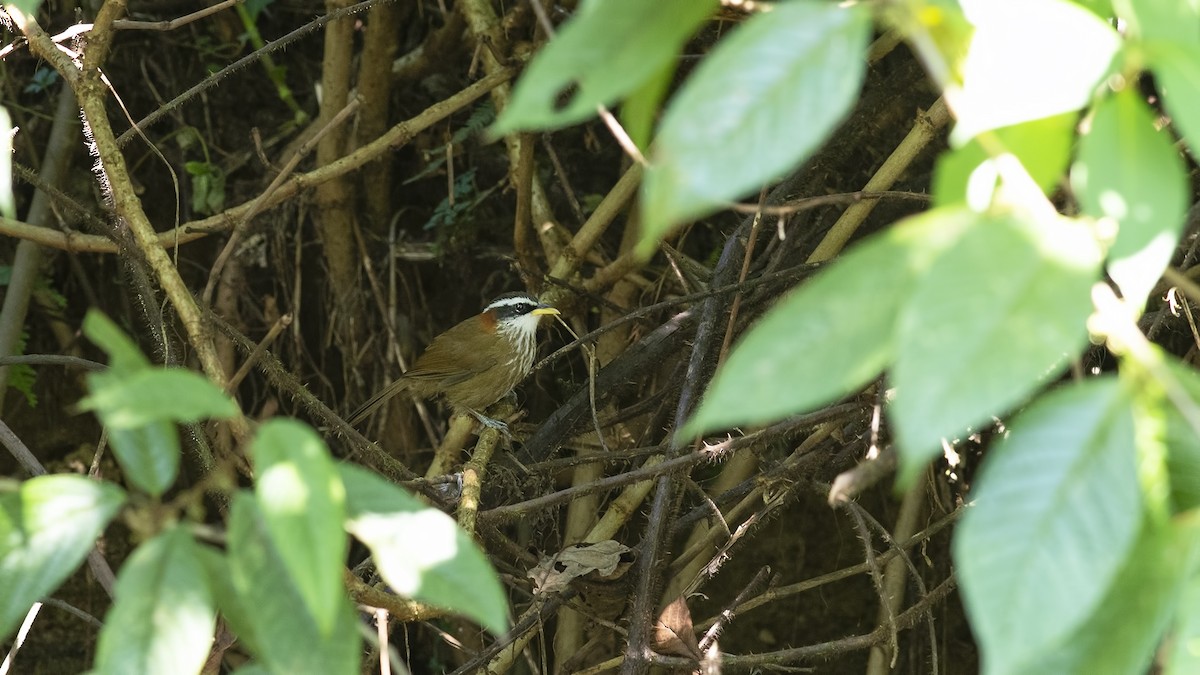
[347,377,412,426]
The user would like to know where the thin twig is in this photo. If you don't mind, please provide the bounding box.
[653,577,958,671]
[1164,266,1200,308]
[113,0,244,31]
[202,96,362,306]
[115,0,392,146]
[526,0,647,165]
[726,189,930,216]
[718,187,766,362]
[698,566,771,651]
[0,354,106,371]
[711,506,961,625]
[0,419,117,598]
[41,597,103,629]
[537,261,819,372]
[0,603,39,675]
[1,67,514,255]
[226,313,293,394]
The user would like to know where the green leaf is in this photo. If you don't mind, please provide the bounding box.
[1168,556,1200,675]
[932,114,1075,209]
[194,544,261,655]
[183,161,211,176]
[1127,355,1174,524]
[1149,42,1200,159]
[954,377,1143,675]
[228,493,358,675]
[82,310,150,373]
[1071,88,1188,307]
[245,0,275,21]
[6,327,37,408]
[1159,357,1200,513]
[3,1,46,20]
[889,0,974,86]
[1032,513,1200,675]
[679,207,974,440]
[106,421,180,497]
[230,666,272,675]
[189,164,226,215]
[892,212,1101,479]
[0,107,14,221]
[1113,0,1199,44]
[952,0,1120,142]
[0,475,125,641]
[619,60,675,152]
[339,465,509,635]
[80,368,238,428]
[80,365,235,497]
[94,527,216,675]
[1071,0,1116,20]
[251,420,347,637]
[639,1,870,252]
[1165,414,1200,513]
[491,0,717,135]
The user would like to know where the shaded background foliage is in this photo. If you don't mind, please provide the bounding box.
[11,0,1191,673]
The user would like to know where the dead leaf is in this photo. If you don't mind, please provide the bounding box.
[652,595,702,661]
[527,540,633,594]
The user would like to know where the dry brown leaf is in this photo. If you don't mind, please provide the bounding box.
[651,595,702,661]
[527,540,633,594]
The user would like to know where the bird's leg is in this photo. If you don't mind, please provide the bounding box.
[467,408,511,437]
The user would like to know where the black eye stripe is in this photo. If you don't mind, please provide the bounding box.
[484,293,539,318]
[492,303,537,320]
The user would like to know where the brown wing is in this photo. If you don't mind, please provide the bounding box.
[349,316,497,425]
[404,315,501,388]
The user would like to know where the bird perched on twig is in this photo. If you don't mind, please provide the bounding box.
[348,292,560,430]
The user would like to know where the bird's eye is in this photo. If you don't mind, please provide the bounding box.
[485,294,541,318]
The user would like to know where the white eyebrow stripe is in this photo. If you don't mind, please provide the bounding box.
[485,296,538,311]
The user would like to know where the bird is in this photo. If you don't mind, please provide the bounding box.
[348,292,560,430]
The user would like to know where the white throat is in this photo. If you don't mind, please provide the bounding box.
[497,313,541,370]
[498,312,542,342]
